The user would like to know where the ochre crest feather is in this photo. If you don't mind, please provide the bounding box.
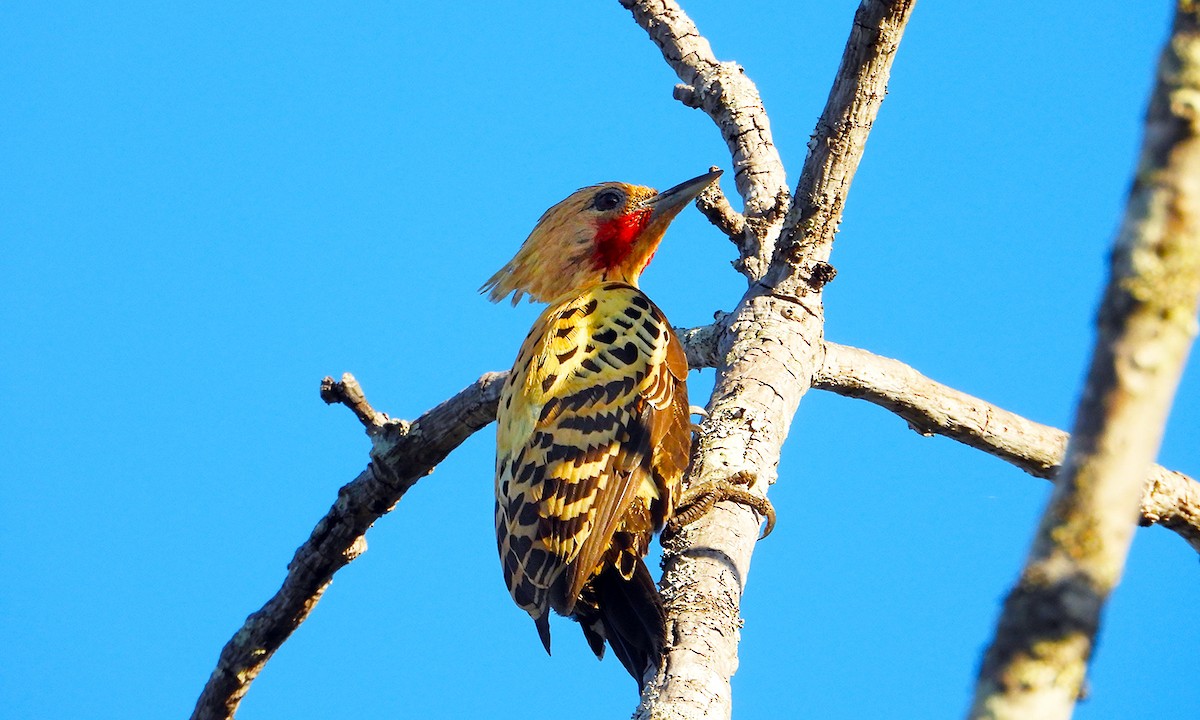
[481,183,655,305]
[487,170,719,689]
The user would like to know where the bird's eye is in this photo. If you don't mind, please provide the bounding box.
[592,189,624,212]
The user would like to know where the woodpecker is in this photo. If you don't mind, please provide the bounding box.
[482,170,721,688]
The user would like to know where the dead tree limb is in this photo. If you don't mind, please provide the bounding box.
[695,173,748,243]
[190,373,505,720]
[967,3,1200,717]
[814,342,1200,553]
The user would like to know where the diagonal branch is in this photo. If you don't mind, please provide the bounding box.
[190,373,505,720]
[765,1,912,286]
[619,0,789,281]
[814,342,1200,553]
[968,4,1200,716]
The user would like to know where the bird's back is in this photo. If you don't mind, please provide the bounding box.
[494,280,691,682]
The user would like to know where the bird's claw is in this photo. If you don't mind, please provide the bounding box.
[666,470,776,539]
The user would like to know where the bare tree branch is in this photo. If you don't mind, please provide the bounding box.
[634,2,917,718]
[190,373,505,720]
[814,342,1200,553]
[765,4,911,282]
[968,3,1200,717]
[619,0,789,281]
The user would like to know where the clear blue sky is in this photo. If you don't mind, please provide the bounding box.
[4,2,1197,718]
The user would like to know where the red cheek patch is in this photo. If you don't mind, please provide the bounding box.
[592,210,652,270]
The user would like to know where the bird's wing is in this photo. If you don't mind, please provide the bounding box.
[495,282,689,619]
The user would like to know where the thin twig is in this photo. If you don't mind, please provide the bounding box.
[319,372,388,430]
[695,172,747,243]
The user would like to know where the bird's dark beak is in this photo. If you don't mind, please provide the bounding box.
[643,169,723,227]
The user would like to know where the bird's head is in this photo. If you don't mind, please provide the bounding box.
[483,169,722,305]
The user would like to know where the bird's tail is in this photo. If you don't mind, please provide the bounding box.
[575,555,666,690]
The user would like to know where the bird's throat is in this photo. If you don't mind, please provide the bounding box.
[592,210,653,275]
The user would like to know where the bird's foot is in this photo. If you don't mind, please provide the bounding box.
[666,470,776,539]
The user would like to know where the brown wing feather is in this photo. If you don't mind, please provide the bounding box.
[647,330,690,520]
[562,395,654,605]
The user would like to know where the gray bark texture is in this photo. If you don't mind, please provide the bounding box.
[617,0,789,282]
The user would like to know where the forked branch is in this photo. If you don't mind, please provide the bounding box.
[192,337,1199,719]
[193,3,1199,719]
[633,2,917,718]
